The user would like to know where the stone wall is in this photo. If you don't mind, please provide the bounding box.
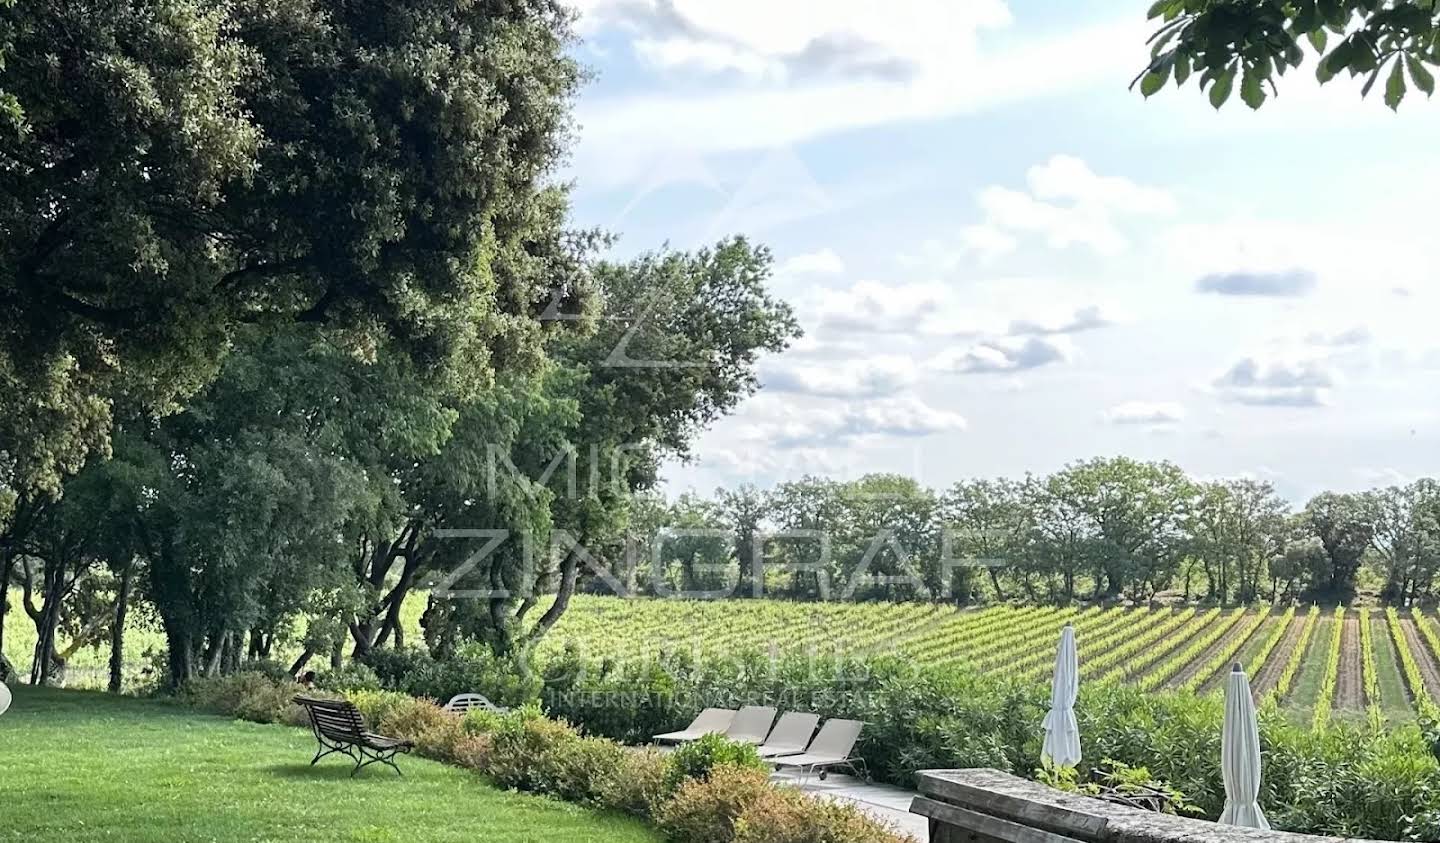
[911,769,1389,843]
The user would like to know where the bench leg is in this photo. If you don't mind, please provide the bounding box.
[311,739,353,767]
[351,746,406,778]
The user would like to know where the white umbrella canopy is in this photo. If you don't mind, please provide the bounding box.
[1041,624,1081,767]
[1219,664,1270,830]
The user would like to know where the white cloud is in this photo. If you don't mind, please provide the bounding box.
[928,336,1073,375]
[574,0,1014,82]
[814,279,968,336]
[1007,304,1117,336]
[570,19,1147,187]
[761,355,919,399]
[736,394,966,448]
[1305,325,1372,348]
[779,248,846,277]
[1103,401,1186,426]
[1212,356,1337,408]
[1195,269,1316,297]
[840,396,968,439]
[960,156,1176,258]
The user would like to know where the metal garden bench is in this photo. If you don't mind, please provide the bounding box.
[294,695,414,777]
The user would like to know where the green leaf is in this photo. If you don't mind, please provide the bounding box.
[1292,0,1319,33]
[1317,43,1348,83]
[1209,66,1236,109]
[1140,70,1167,98]
[1407,55,1435,97]
[1307,27,1327,53]
[1240,71,1267,109]
[1385,57,1407,110]
[1174,55,1192,87]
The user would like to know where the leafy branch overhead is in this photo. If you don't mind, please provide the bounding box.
[1136,0,1440,110]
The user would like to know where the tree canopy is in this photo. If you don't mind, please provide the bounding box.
[1137,0,1440,109]
[0,0,586,522]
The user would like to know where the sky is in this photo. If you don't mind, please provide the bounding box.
[560,0,1440,504]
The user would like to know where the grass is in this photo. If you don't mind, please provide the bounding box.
[0,685,659,843]
[1371,615,1414,720]
[1283,614,1332,725]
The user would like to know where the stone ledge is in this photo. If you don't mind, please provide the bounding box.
[912,769,1388,843]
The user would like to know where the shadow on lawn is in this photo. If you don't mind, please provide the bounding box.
[266,762,412,781]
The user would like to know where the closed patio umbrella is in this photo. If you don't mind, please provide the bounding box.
[1041,624,1081,767]
[1219,664,1269,829]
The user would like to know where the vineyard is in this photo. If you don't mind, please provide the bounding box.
[543,596,1440,726]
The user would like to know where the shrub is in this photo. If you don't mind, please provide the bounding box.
[376,697,465,762]
[654,763,774,843]
[317,661,381,692]
[180,673,303,725]
[238,659,294,683]
[732,788,913,843]
[450,734,493,770]
[345,689,414,728]
[665,733,768,792]
[407,644,543,709]
[485,710,626,803]
[358,647,436,690]
[594,747,671,819]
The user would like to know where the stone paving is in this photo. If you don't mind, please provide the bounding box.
[773,770,928,841]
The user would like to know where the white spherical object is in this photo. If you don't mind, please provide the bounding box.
[0,681,10,718]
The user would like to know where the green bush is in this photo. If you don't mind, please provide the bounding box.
[732,787,913,843]
[484,708,624,803]
[357,647,435,690]
[317,661,381,692]
[594,747,671,818]
[665,733,767,792]
[363,644,541,709]
[180,672,303,725]
[654,763,775,843]
[345,689,413,728]
[376,697,465,762]
[237,659,295,683]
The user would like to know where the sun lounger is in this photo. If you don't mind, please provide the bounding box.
[755,711,820,758]
[652,707,735,744]
[769,718,867,782]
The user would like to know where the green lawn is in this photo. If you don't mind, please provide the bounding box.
[0,685,659,843]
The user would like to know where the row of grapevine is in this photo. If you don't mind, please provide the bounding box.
[1266,605,1320,704]
[1093,608,1203,680]
[1022,607,1176,681]
[1006,607,1135,676]
[1244,605,1297,678]
[1409,608,1440,671]
[1358,607,1383,731]
[1312,608,1345,731]
[1385,607,1436,719]
[1177,610,1270,693]
[970,607,1096,672]
[1137,609,1247,691]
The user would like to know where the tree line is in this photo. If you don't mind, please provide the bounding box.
[624,463,1439,607]
[0,2,798,690]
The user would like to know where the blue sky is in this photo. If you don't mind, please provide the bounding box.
[561,0,1440,503]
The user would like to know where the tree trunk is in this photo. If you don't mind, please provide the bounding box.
[31,559,66,686]
[987,568,1006,600]
[0,560,9,678]
[288,648,315,677]
[163,620,195,688]
[108,558,134,693]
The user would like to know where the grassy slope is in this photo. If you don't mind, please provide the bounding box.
[0,686,658,843]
